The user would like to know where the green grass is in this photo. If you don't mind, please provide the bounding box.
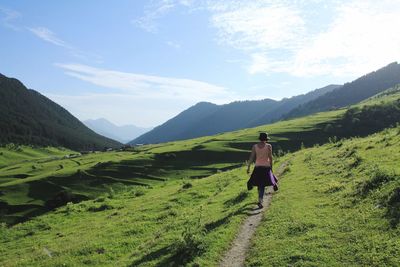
[0,145,74,168]
[246,126,400,266]
[2,87,400,225]
[0,166,262,266]
[1,85,400,265]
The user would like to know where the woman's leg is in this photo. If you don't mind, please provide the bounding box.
[257,186,265,205]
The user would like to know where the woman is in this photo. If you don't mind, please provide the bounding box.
[246,132,278,208]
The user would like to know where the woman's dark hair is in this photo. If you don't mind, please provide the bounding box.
[258,132,269,141]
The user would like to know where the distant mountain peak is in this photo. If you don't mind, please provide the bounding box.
[83,118,152,144]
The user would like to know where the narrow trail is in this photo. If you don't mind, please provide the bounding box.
[219,162,288,267]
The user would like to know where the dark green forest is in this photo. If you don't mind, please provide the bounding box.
[0,74,121,150]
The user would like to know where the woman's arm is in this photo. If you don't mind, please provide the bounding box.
[268,144,273,170]
[247,145,256,173]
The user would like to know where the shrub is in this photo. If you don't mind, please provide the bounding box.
[172,218,206,264]
[385,187,400,228]
[357,167,397,196]
[107,186,115,199]
[323,181,345,193]
[328,136,338,144]
[130,187,146,197]
[349,153,362,168]
[87,203,114,212]
[182,182,193,189]
[304,153,312,163]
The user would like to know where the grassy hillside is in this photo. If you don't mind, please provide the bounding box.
[1,87,400,266]
[0,108,342,224]
[246,126,400,266]
[0,166,260,266]
[0,73,121,150]
[0,145,74,168]
[1,108,399,266]
[1,85,400,225]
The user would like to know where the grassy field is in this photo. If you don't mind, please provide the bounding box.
[1,86,400,225]
[0,106,344,225]
[246,126,400,266]
[1,86,400,266]
[0,164,267,266]
[0,145,75,168]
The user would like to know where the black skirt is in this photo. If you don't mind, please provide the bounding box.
[247,166,277,189]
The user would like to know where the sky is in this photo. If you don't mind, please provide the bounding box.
[1,0,400,127]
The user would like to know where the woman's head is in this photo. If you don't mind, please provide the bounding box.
[258,132,270,141]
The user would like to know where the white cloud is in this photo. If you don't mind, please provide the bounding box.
[210,2,305,51]
[53,63,242,125]
[166,40,181,49]
[56,63,231,101]
[208,0,400,77]
[28,27,72,48]
[28,26,102,62]
[0,6,21,30]
[290,0,400,77]
[132,0,176,33]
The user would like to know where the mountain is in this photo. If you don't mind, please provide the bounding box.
[0,73,121,150]
[247,84,341,127]
[83,118,152,143]
[284,62,400,119]
[131,102,220,144]
[130,85,340,144]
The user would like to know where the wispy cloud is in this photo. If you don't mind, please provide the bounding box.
[52,62,241,126]
[132,0,198,33]
[136,0,400,77]
[56,63,232,102]
[208,0,400,77]
[166,40,181,49]
[0,6,21,30]
[289,0,400,77]
[28,26,102,62]
[132,0,176,33]
[28,27,72,48]
[210,2,305,51]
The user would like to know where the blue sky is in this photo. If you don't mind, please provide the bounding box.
[1,0,400,127]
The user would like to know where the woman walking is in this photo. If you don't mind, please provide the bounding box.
[247,132,278,208]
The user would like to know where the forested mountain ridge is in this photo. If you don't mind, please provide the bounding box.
[284,62,400,119]
[131,84,340,144]
[0,73,121,150]
[247,84,341,127]
[131,101,221,144]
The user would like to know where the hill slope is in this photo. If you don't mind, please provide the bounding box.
[84,118,152,144]
[131,84,340,144]
[2,85,400,226]
[284,62,400,119]
[0,74,121,150]
[247,125,400,266]
[1,104,399,266]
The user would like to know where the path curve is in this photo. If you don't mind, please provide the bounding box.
[219,162,288,267]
